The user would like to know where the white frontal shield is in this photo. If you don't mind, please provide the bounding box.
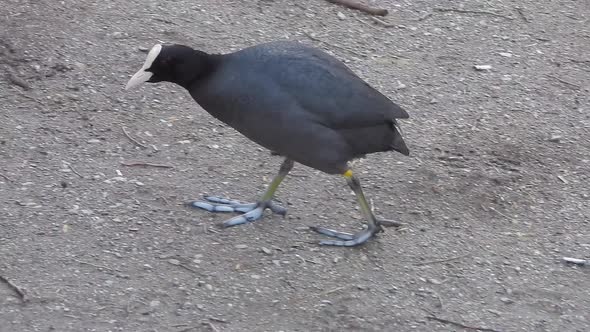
[125,44,162,90]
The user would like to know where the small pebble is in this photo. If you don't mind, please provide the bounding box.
[500,297,514,304]
[427,278,443,285]
[474,64,492,71]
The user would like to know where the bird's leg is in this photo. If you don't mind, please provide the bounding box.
[310,170,401,246]
[189,158,294,227]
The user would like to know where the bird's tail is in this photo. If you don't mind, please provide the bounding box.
[391,122,410,156]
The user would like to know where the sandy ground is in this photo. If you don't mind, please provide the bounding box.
[1,0,589,331]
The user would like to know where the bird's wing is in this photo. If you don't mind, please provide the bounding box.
[246,43,409,129]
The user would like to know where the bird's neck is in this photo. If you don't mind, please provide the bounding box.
[177,51,222,89]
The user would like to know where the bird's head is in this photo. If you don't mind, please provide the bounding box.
[125,44,209,90]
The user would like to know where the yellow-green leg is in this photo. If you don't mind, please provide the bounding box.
[310,169,401,246]
[189,158,294,227]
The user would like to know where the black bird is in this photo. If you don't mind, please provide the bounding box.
[126,41,409,246]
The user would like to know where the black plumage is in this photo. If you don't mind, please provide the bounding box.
[126,41,410,246]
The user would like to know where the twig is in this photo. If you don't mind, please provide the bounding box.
[166,258,202,275]
[324,0,388,16]
[355,17,379,30]
[416,12,433,21]
[569,58,590,65]
[6,70,31,90]
[202,321,220,332]
[0,275,27,301]
[488,206,510,219]
[546,74,581,90]
[302,31,366,58]
[415,252,471,266]
[177,326,199,332]
[74,259,120,272]
[12,88,46,107]
[434,7,514,20]
[370,16,394,27]
[67,163,84,178]
[152,17,177,25]
[207,316,228,324]
[426,315,502,332]
[562,257,588,266]
[321,286,346,296]
[63,314,81,319]
[121,162,174,168]
[122,126,148,149]
[0,173,12,182]
[178,263,200,274]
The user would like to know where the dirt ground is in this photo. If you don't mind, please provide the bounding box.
[1,0,589,331]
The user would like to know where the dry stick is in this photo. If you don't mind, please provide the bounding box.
[434,7,514,20]
[12,88,46,108]
[207,316,228,324]
[120,162,174,169]
[569,58,590,64]
[416,12,433,21]
[426,315,502,332]
[0,275,27,301]
[321,286,346,296]
[0,173,12,182]
[121,126,148,149]
[67,163,84,178]
[414,252,471,266]
[6,71,31,90]
[370,16,394,27]
[178,263,200,274]
[546,74,581,90]
[325,0,388,16]
[302,31,366,58]
[63,314,81,319]
[355,16,380,30]
[203,322,220,332]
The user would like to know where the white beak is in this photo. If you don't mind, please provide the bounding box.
[125,69,153,90]
[125,44,162,90]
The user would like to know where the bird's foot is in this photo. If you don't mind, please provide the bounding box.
[310,218,401,247]
[189,196,286,227]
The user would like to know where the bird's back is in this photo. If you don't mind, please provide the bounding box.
[190,41,409,173]
[230,41,408,126]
